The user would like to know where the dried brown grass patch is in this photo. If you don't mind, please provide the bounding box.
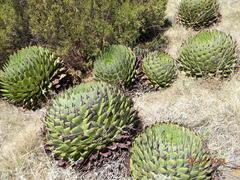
[0,102,79,180]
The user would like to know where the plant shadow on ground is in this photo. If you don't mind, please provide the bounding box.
[136,19,172,52]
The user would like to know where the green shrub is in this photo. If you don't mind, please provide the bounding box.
[26,0,168,70]
[0,0,31,66]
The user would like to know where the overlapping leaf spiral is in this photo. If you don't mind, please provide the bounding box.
[45,81,137,162]
[93,45,136,87]
[0,46,63,108]
[178,30,237,78]
[130,123,212,180]
[177,0,220,29]
[142,52,177,88]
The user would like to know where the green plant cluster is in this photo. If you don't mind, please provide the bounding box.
[178,30,237,78]
[0,0,168,71]
[0,46,64,109]
[142,52,177,88]
[93,45,178,88]
[45,81,137,162]
[93,45,136,87]
[1,0,239,179]
[130,123,212,179]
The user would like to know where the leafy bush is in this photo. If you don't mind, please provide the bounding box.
[0,0,31,66]
[26,0,168,70]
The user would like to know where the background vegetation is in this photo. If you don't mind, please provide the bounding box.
[0,0,240,179]
[0,0,31,67]
[0,0,167,72]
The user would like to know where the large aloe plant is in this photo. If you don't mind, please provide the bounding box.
[0,46,64,108]
[45,81,137,166]
[93,45,136,87]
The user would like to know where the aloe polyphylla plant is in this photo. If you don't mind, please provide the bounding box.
[177,0,220,29]
[93,45,137,87]
[0,46,65,109]
[130,123,213,180]
[178,30,237,78]
[142,52,177,88]
[44,81,138,169]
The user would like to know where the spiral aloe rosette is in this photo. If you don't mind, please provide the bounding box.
[93,45,136,87]
[45,81,137,163]
[0,46,64,108]
[177,0,220,29]
[142,52,177,88]
[130,123,213,180]
[178,30,237,78]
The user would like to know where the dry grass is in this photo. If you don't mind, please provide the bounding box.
[1,0,240,179]
[0,102,81,180]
